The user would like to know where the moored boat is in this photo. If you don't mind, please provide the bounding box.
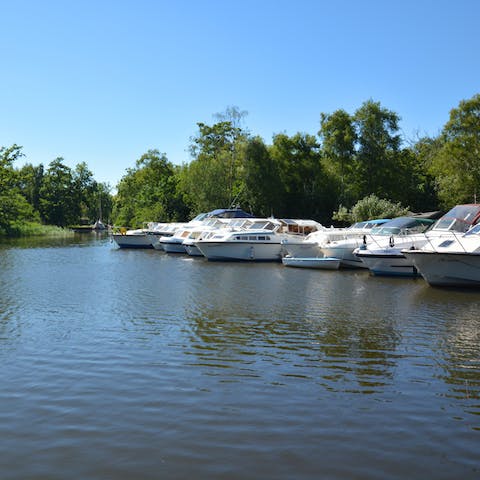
[403,223,480,287]
[353,216,435,276]
[282,255,340,270]
[112,222,177,249]
[355,205,480,277]
[195,219,287,261]
[283,218,390,260]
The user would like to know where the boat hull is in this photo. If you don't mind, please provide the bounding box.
[282,256,340,270]
[161,241,187,254]
[320,246,366,268]
[112,233,155,249]
[281,241,322,258]
[355,251,420,277]
[184,244,204,256]
[196,241,283,262]
[404,251,480,287]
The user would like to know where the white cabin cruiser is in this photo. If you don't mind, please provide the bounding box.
[403,223,480,287]
[317,219,392,268]
[355,204,480,277]
[160,218,228,254]
[283,219,389,259]
[111,222,177,249]
[195,219,288,261]
[352,217,435,275]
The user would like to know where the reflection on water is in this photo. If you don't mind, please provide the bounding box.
[0,235,479,479]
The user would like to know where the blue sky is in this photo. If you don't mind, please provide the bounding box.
[1,0,479,188]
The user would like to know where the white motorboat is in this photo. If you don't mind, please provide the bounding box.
[283,218,390,259]
[182,219,235,256]
[111,222,173,249]
[282,256,340,270]
[355,204,480,277]
[151,223,183,250]
[159,228,191,253]
[403,223,480,287]
[352,217,435,275]
[160,218,228,254]
[318,219,394,268]
[195,219,288,261]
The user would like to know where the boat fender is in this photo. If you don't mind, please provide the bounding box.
[389,236,394,248]
[363,235,367,245]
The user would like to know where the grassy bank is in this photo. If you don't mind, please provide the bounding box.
[0,222,72,238]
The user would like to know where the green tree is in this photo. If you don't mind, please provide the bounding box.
[179,120,248,214]
[73,162,95,220]
[39,158,77,226]
[242,136,282,216]
[270,132,336,221]
[333,194,409,223]
[113,150,182,226]
[18,163,44,213]
[428,93,480,206]
[0,145,37,234]
[353,100,401,198]
[319,109,357,203]
[395,143,438,212]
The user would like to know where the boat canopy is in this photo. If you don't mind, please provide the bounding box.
[206,208,254,218]
[279,219,321,234]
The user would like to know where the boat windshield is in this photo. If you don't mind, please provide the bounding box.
[349,219,390,230]
[432,205,480,232]
[370,217,433,236]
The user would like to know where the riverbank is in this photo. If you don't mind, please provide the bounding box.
[0,222,71,238]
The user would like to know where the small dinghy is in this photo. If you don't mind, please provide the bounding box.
[282,256,340,270]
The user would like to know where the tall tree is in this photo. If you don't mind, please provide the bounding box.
[113,150,182,226]
[73,162,95,221]
[242,136,282,216]
[18,163,44,213]
[0,145,36,233]
[428,93,480,206]
[270,133,336,221]
[353,100,401,198]
[180,120,248,214]
[39,158,77,226]
[319,109,357,204]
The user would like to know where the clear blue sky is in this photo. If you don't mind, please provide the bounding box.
[1,0,479,188]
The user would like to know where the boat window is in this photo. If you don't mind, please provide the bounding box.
[249,236,257,241]
[258,236,266,240]
[465,224,480,236]
[266,236,270,241]
[438,240,454,247]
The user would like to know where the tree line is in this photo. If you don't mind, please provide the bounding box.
[0,146,112,235]
[1,94,479,234]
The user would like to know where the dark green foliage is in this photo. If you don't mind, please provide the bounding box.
[0,147,113,235]
[427,94,480,206]
[113,150,186,226]
[0,145,37,234]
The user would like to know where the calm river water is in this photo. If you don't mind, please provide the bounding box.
[0,233,479,479]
